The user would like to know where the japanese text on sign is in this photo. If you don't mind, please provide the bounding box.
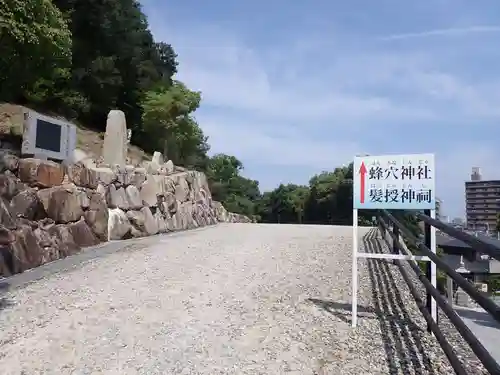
[353,153,435,210]
[368,164,432,181]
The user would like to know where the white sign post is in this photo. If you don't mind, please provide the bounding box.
[351,153,436,328]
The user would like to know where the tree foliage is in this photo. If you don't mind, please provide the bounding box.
[206,154,260,219]
[207,157,386,225]
[0,0,416,226]
[1,0,213,190]
[141,81,209,167]
[254,164,374,225]
[487,275,500,295]
[0,0,72,103]
[51,0,177,128]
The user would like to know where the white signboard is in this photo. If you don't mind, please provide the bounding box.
[353,153,436,210]
[351,152,437,329]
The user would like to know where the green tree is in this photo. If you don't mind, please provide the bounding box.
[303,164,366,225]
[151,42,178,86]
[255,162,401,226]
[141,81,209,167]
[52,0,178,131]
[257,184,309,224]
[205,154,260,218]
[487,275,500,295]
[207,154,243,182]
[0,0,223,195]
[0,0,72,103]
[291,186,309,224]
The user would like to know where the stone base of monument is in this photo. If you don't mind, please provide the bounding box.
[0,150,251,277]
[0,109,251,278]
[455,288,471,307]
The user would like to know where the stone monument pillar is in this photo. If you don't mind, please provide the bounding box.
[455,288,470,307]
[102,110,127,167]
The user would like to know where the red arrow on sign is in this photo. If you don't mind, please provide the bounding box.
[359,162,367,203]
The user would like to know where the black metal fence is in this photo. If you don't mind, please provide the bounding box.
[377,209,500,375]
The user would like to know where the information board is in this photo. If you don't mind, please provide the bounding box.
[353,153,435,210]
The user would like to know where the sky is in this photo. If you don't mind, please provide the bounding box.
[140,0,500,219]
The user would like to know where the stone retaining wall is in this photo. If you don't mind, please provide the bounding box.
[0,152,251,277]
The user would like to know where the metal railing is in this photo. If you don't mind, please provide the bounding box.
[377,209,500,375]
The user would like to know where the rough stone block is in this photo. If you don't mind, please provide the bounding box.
[108,207,131,240]
[141,206,159,235]
[18,158,64,188]
[125,185,142,210]
[107,184,129,210]
[67,164,117,188]
[9,189,46,221]
[68,218,100,247]
[46,186,85,224]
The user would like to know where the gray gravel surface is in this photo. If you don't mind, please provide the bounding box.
[0,223,489,374]
[364,230,490,375]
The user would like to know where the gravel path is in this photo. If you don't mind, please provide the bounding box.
[0,223,488,374]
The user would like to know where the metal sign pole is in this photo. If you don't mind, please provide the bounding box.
[430,209,438,326]
[351,208,358,328]
[424,208,438,333]
[424,209,432,332]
